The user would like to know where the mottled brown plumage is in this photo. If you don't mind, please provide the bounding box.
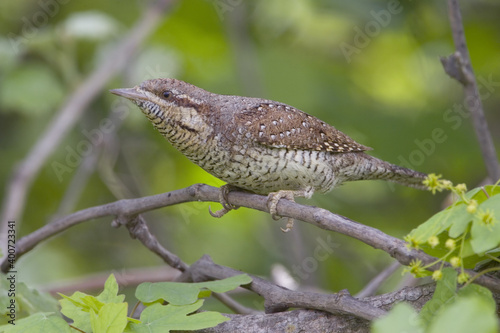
[111,78,428,230]
[235,103,371,153]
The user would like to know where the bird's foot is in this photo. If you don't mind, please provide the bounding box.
[267,190,302,232]
[209,184,240,218]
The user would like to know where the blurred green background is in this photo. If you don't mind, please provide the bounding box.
[1,0,499,310]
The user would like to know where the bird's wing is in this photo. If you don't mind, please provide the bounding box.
[234,102,371,153]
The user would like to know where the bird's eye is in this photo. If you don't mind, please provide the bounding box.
[163,91,171,99]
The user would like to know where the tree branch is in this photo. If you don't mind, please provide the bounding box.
[182,254,386,320]
[119,214,384,320]
[3,184,500,294]
[440,0,500,182]
[191,284,438,333]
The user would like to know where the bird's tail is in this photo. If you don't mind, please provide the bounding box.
[352,153,428,190]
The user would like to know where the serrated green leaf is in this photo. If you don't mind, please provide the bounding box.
[59,292,93,332]
[98,274,125,304]
[136,274,252,305]
[129,300,229,333]
[59,275,128,332]
[371,303,422,333]
[59,292,90,311]
[90,303,128,333]
[0,312,71,333]
[81,295,105,313]
[419,268,457,327]
[428,296,497,333]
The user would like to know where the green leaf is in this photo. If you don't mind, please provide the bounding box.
[136,274,252,305]
[428,296,497,333]
[407,187,500,260]
[195,275,252,293]
[457,283,496,309]
[128,300,229,333]
[0,312,71,333]
[408,204,465,244]
[59,274,128,332]
[469,194,500,254]
[81,295,105,313]
[98,274,125,304]
[59,292,93,332]
[466,185,500,203]
[371,303,422,333]
[0,279,59,325]
[447,205,473,238]
[90,303,128,333]
[419,268,498,332]
[419,268,457,327]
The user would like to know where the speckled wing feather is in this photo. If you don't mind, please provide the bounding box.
[236,102,372,153]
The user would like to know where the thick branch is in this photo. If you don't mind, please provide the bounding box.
[3,184,500,293]
[182,254,386,320]
[190,284,438,333]
[441,0,500,181]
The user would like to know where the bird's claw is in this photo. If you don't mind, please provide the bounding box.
[208,185,240,218]
[267,190,297,232]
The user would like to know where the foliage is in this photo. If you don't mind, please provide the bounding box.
[372,268,497,333]
[1,0,500,331]
[0,274,252,333]
[0,277,59,326]
[404,176,500,282]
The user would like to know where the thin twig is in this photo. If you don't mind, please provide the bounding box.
[355,261,401,299]
[116,214,189,272]
[51,142,102,220]
[41,266,180,295]
[212,293,260,315]
[0,0,176,261]
[441,0,500,182]
[3,184,499,293]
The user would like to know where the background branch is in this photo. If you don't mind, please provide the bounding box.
[440,0,500,182]
[0,0,176,261]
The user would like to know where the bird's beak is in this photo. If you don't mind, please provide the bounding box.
[109,88,147,101]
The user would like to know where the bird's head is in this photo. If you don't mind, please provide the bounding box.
[111,78,214,138]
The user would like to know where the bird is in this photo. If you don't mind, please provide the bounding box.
[111,78,428,231]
